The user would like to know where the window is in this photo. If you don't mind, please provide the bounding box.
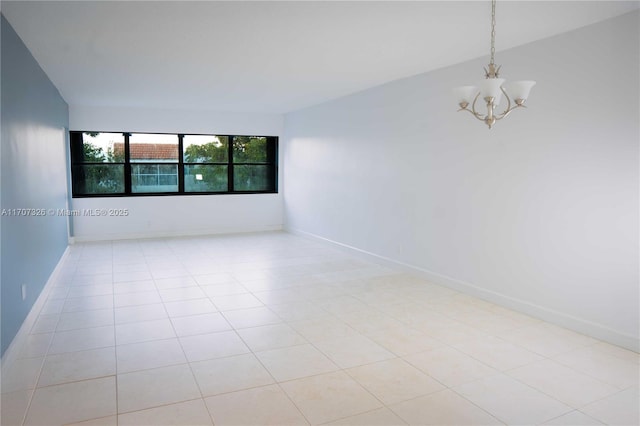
[183,135,229,193]
[70,132,277,197]
[70,132,125,195]
[129,133,179,193]
[232,136,275,191]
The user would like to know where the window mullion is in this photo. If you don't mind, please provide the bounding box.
[228,135,234,192]
[124,133,132,194]
[178,134,185,193]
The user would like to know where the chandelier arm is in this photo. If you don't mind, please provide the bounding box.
[494,86,513,120]
[459,108,485,120]
[469,92,487,121]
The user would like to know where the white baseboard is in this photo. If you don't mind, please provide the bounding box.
[1,246,71,375]
[287,227,639,353]
[71,225,284,243]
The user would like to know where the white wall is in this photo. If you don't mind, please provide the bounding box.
[69,105,284,241]
[283,12,639,350]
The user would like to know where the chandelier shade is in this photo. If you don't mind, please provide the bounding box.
[479,78,505,104]
[503,80,536,103]
[454,0,535,129]
[453,86,478,105]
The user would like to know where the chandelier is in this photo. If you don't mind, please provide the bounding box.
[453,0,535,129]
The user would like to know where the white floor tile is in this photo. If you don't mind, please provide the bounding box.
[1,357,43,393]
[389,389,502,425]
[268,301,329,321]
[337,309,405,335]
[159,286,207,302]
[46,286,71,300]
[114,290,162,308]
[553,346,639,389]
[256,344,339,382]
[237,323,307,352]
[454,374,572,424]
[190,353,274,396]
[281,371,382,425]
[210,293,264,311]
[49,326,115,354]
[222,306,282,329]
[63,295,114,312]
[451,335,544,371]
[113,280,156,295]
[346,358,445,405]
[24,376,117,426]
[114,270,153,283]
[115,319,175,345]
[56,309,114,331]
[171,312,232,337]
[404,346,499,387]
[71,274,113,286]
[364,325,443,356]
[193,273,237,286]
[326,408,406,425]
[205,385,308,425]
[117,364,201,413]
[112,263,149,273]
[588,341,640,364]
[1,390,32,426]
[118,399,213,425]
[67,415,118,425]
[316,295,371,315]
[116,338,186,373]
[40,299,65,315]
[151,268,190,279]
[507,359,620,408]
[201,283,249,297]
[164,298,218,318]
[313,334,396,369]
[543,410,604,425]
[288,317,359,342]
[154,276,198,289]
[114,303,168,324]
[179,330,249,362]
[67,284,114,299]
[39,347,116,387]
[16,333,53,359]
[580,387,640,426]
[497,323,595,357]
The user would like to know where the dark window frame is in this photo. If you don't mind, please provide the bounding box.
[70,131,278,197]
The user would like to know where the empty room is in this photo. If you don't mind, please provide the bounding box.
[1,1,638,425]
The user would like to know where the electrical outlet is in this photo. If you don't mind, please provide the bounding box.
[21,284,27,301]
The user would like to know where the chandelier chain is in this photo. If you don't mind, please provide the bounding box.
[490,0,496,65]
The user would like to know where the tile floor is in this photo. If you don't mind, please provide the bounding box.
[1,232,638,425]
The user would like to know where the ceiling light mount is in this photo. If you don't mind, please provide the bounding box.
[454,0,535,129]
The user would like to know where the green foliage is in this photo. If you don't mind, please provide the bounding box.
[81,135,124,193]
[233,136,267,163]
[83,140,106,162]
[106,147,125,162]
[232,137,269,190]
[182,136,269,191]
[184,136,229,163]
[185,165,228,192]
[80,164,124,194]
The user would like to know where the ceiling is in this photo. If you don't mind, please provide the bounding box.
[3,1,638,114]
